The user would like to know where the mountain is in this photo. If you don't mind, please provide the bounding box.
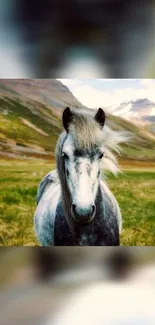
[0,79,155,161]
[107,113,155,161]
[0,79,84,117]
[112,98,155,125]
[0,79,84,160]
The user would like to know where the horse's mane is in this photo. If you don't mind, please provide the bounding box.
[100,123,130,175]
[57,108,130,176]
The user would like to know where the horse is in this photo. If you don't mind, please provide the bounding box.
[34,107,129,246]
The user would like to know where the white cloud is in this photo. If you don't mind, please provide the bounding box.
[151,107,155,116]
[70,85,137,109]
[71,85,113,108]
[59,79,155,113]
[140,79,155,88]
[72,84,155,110]
[97,79,116,83]
[57,79,84,88]
[114,103,132,117]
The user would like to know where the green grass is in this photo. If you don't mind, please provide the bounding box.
[0,159,155,246]
[0,160,54,246]
[107,170,155,245]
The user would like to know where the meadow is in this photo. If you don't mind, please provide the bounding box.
[0,159,155,246]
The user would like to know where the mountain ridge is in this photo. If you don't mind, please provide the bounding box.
[0,79,155,162]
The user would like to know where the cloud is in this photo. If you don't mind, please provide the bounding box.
[97,79,116,83]
[57,79,84,88]
[59,79,155,112]
[71,85,114,108]
[114,103,133,116]
[70,85,141,109]
[140,79,155,88]
[72,84,155,110]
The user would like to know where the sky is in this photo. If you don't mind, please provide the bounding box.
[58,79,155,111]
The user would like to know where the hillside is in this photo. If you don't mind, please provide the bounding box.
[146,123,155,136]
[0,79,155,161]
[0,79,84,159]
[107,114,155,161]
[0,79,84,117]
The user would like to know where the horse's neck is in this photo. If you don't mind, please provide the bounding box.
[98,179,116,212]
[95,182,105,214]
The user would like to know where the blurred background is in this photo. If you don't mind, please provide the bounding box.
[0,247,155,325]
[1,2,155,323]
[1,0,155,78]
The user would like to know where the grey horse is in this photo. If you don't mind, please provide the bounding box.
[34,107,129,246]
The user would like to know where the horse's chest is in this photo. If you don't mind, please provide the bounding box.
[54,202,120,246]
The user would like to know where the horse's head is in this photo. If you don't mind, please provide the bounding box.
[61,107,105,225]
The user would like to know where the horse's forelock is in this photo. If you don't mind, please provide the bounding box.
[68,112,104,150]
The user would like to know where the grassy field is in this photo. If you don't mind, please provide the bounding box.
[0,159,155,246]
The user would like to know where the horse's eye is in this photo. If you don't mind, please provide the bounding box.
[62,152,69,159]
[99,153,104,159]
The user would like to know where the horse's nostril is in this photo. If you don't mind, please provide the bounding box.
[92,205,95,215]
[72,203,95,223]
[72,204,76,214]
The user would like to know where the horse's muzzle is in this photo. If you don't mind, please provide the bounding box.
[71,203,96,224]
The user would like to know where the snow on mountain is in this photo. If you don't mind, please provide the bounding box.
[112,98,155,124]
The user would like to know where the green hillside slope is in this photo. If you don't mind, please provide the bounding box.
[0,80,155,161]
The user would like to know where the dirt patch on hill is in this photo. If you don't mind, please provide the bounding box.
[20,118,49,136]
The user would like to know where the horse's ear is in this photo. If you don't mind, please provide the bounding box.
[94,108,105,129]
[62,107,73,132]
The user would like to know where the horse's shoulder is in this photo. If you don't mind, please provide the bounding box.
[36,169,59,204]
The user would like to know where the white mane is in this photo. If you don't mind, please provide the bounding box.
[101,124,130,175]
